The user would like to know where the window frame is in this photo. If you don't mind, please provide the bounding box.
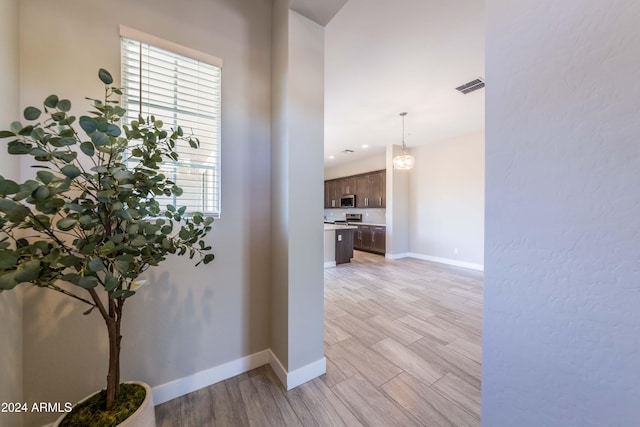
[119,26,223,218]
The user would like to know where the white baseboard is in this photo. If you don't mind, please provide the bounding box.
[385,252,410,260]
[324,261,336,268]
[151,349,326,405]
[269,351,326,390]
[152,350,270,405]
[407,252,484,271]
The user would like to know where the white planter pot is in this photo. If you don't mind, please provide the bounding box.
[52,381,156,427]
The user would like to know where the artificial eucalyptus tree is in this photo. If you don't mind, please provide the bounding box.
[0,69,214,411]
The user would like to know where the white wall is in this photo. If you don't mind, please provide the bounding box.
[484,1,640,426]
[0,1,23,426]
[385,144,410,256]
[324,153,385,180]
[409,131,484,267]
[19,1,272,426]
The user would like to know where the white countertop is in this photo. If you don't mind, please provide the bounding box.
[324,221,386,227]
[324,224,358,231]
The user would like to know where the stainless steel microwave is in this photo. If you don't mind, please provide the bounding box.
[340,195,356,208]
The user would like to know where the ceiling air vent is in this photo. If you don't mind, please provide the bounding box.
[342,149,354,154]
[455,78,485,94]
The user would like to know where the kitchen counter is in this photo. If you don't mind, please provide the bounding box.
[324,221,385,227]
[324,224,357,267]
[324,224,358,231]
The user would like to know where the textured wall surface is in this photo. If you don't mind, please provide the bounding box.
[483,1,640,426]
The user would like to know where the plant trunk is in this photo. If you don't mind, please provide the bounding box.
[105,315,122,411]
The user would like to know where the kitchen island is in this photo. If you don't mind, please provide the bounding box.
[324,223,358,267]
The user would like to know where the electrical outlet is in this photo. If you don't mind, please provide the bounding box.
[338,235,342,241]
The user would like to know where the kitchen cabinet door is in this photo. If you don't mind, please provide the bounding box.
[367,171,386,208]
[340,177,356,196]
[355,175,369,208]
[360,225,372,249]
[371,226,386,254]
[325,180,339,208]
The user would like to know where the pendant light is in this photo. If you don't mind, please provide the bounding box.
[392,112,415,170]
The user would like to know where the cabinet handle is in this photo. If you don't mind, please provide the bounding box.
[379,197,382,206]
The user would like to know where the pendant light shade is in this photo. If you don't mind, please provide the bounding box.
[392,112,415,170]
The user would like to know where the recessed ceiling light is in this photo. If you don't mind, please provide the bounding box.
[361,144,368,149]
[329,155,335,159]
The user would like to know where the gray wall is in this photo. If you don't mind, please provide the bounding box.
[0,1,23,426]
[483,1,640,426]
[270,0,291,371]
[286,10,325,371]
[18,1,272,426]
[270,2,325,373]
[409,131,484,266]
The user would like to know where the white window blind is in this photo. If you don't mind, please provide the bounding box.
[120,30,222,218]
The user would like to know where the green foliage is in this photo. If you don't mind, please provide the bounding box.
[59,383,146,427]
[0,68,215,299]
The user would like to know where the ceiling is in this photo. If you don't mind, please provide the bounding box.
[290,0,349,27]
[323,0,485,166]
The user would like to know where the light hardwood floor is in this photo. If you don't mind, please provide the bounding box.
[156,251,483,426]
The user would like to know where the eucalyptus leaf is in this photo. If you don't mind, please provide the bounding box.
[56,217,78,231]
[80,141,95,156]
[0,179,20,195]
[79,116,98,134]
[78,275,98,288]
[44,95,59,108]
[61,164,82,179]
[57,99,72,112]
[98,69,113,85]
[36,170,54,184]
[24,107,41,121]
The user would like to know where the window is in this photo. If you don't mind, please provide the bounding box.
[120,26,222,217]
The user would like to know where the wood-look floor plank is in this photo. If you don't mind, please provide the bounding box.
[249,366,302,427]
[156,251,483,427]
[287,377,364,427]
[330,337,403,387]
[447,336,482,362]
[329,313,386,346]
[431,372,482,419]
[322,345,359,387]
[410,338,481,391]
[331,374,420,427]
[367,314,424,346]
[381,372,479,427]
[371,337,446,386]
[397,314,458,345]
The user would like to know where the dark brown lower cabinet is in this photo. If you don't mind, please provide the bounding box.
[371,226,386,253]
[335,229,354,264]
[354,225,386,255]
